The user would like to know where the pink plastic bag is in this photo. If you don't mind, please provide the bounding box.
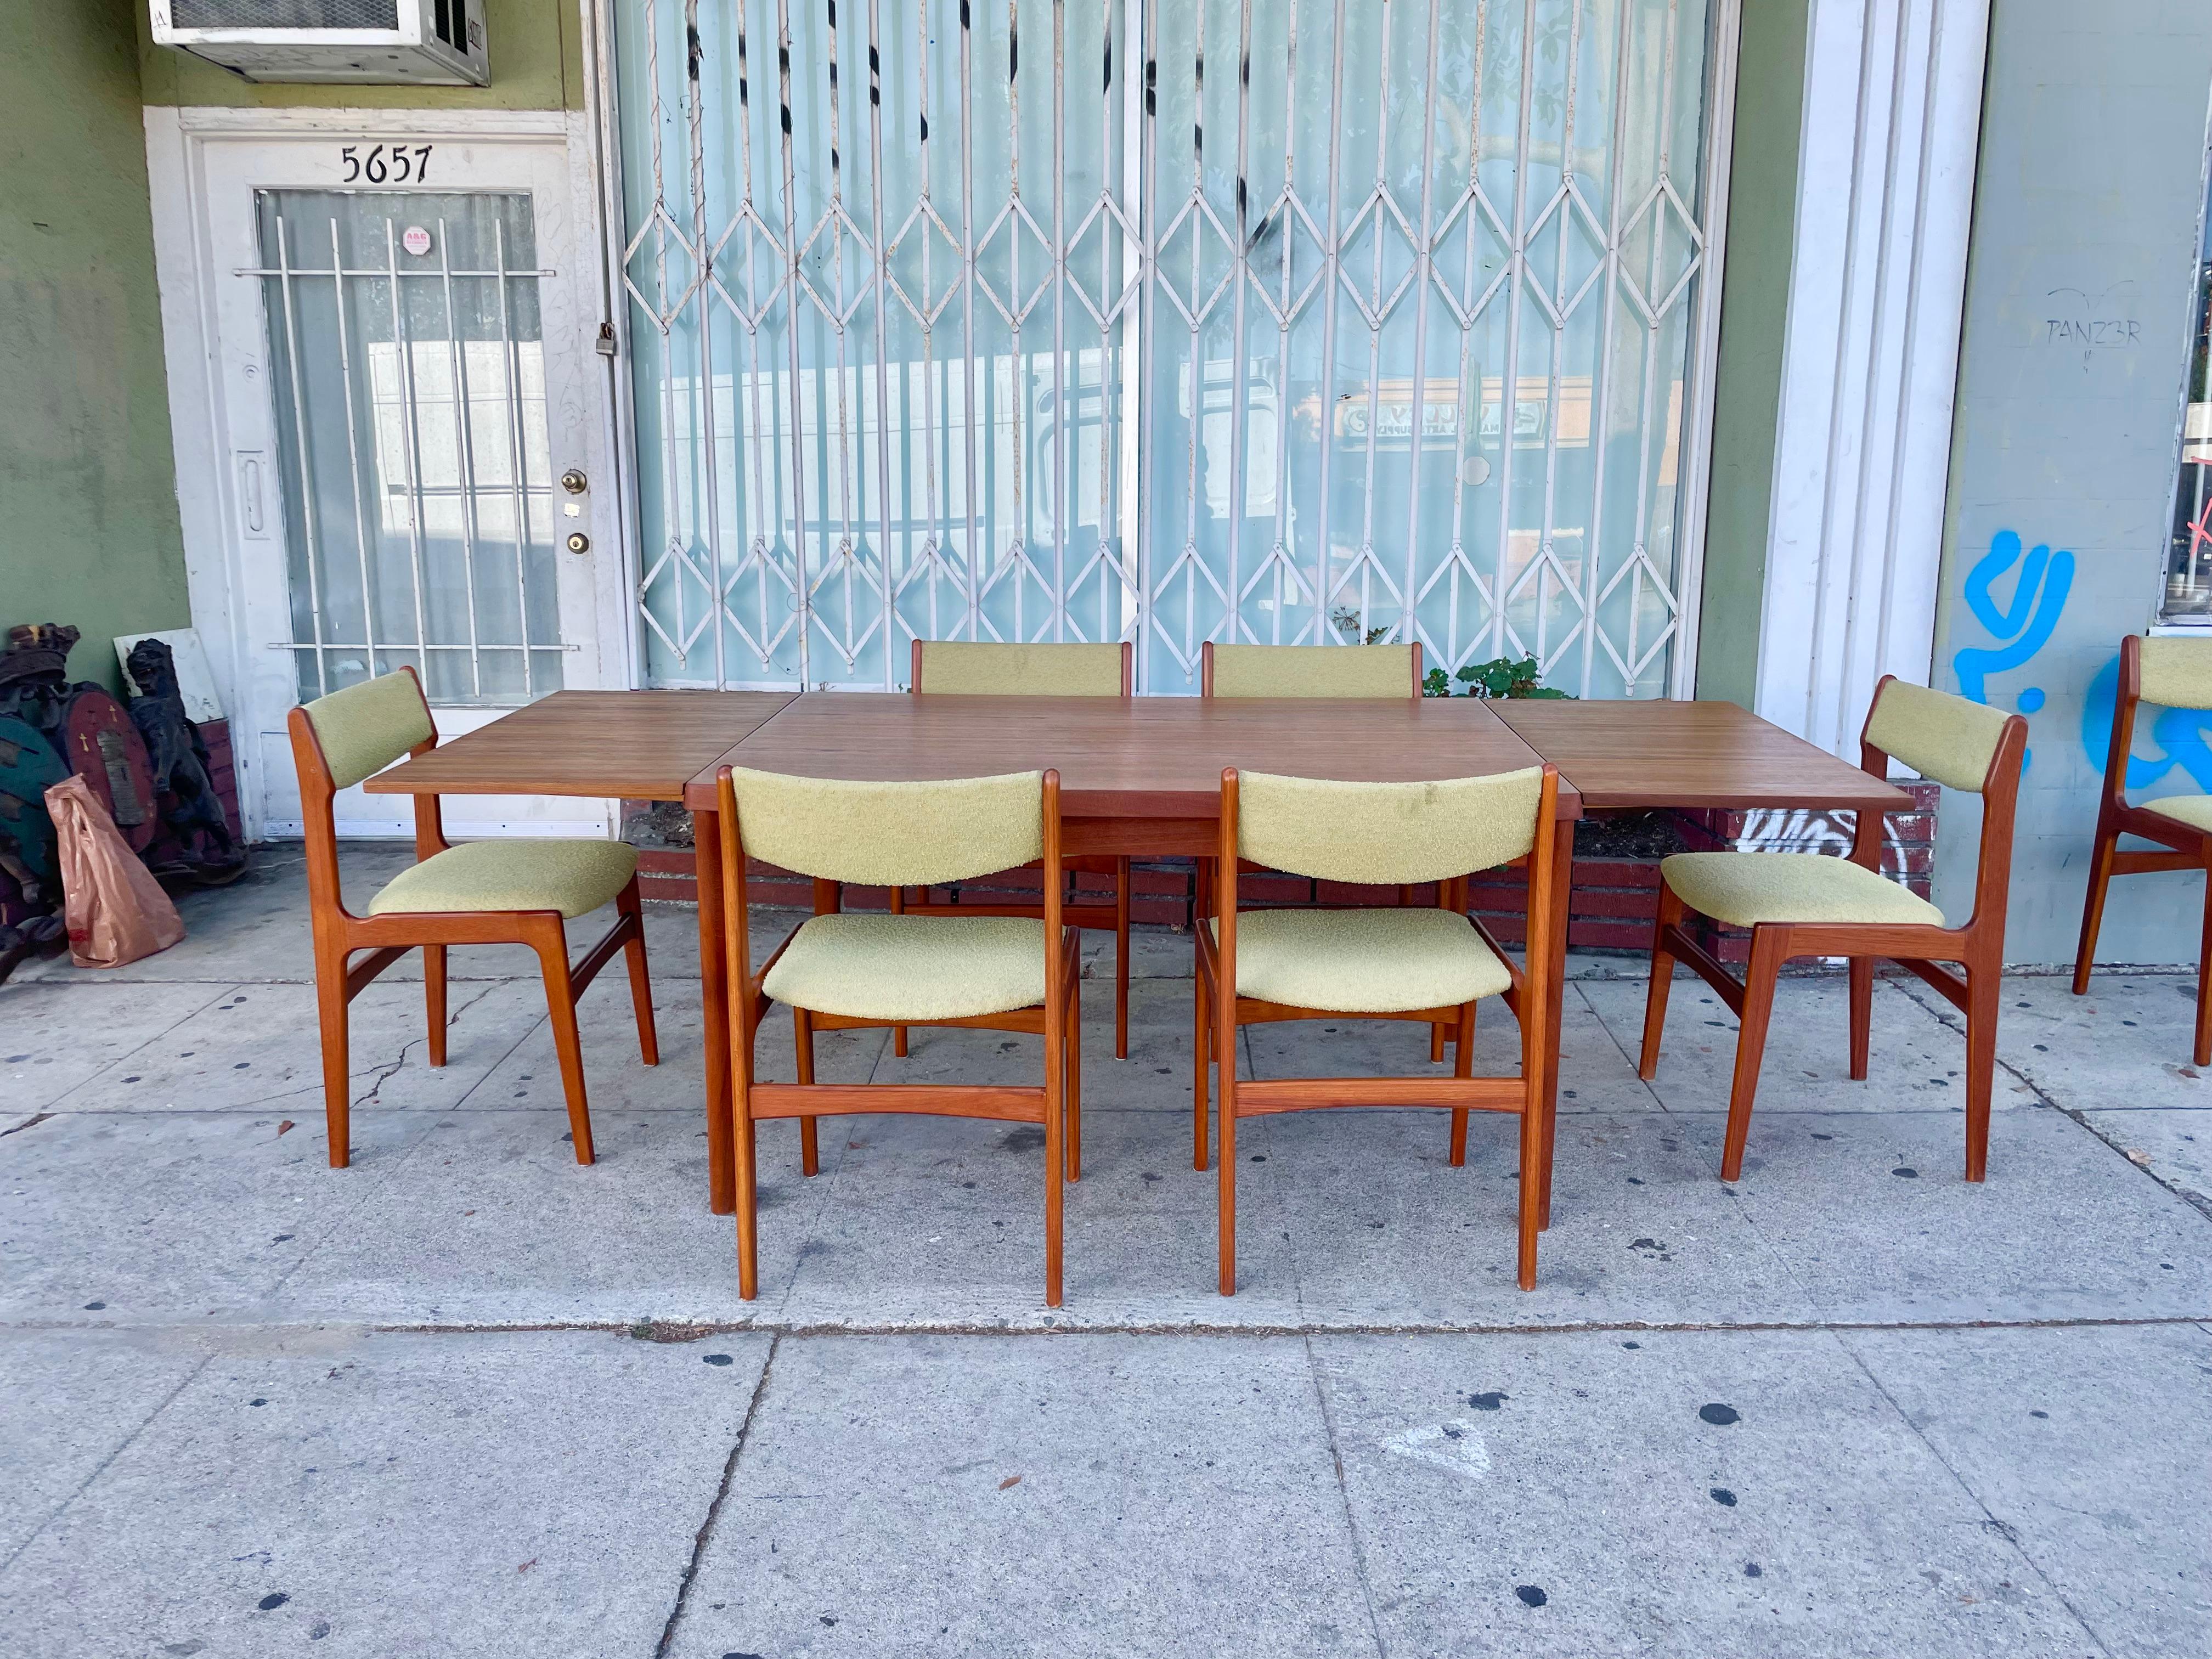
[46,774,185,968]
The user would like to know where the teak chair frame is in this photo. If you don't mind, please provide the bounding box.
[2073,633,2212,1062]
[285,667,658,1170]
[715,766,1081,1307]
[1195,763,1561,1293]
[890,637,1133,1060]
[1638,674,2027,1183]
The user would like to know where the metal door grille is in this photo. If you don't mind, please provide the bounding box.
[255,191,567,706]
[608,0,1732,694]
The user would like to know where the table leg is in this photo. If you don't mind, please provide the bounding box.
[1539,814,1573,1232]
[693,806,736,1216]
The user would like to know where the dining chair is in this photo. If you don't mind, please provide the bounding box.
[1638,676,2026,1182]
[1196,761,1560,1292]
[286,668,657,1169]
[715,763,1080,1306]
[1197,638,1454,1056]
[893,638,1132,1059]
[2074,634,2212,1061]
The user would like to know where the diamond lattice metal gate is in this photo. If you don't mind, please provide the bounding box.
[600,0,1734,695]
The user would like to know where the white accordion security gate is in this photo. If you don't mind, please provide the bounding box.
[599,0,1735,695]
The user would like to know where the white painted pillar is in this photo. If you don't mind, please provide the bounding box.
[1756,0,1990,755]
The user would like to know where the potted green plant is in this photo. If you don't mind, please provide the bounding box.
[1422,654,1570,698]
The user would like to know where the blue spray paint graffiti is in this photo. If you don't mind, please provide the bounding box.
[1951,529,2074,771]
[2080,654,2212,791]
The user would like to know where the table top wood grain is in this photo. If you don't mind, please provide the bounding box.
[683,692,1579,818]
[364,690,798,802]
[1488,697,1912,812]
[358,687,1909,820]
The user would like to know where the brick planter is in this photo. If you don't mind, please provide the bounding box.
[627,782,1943,962]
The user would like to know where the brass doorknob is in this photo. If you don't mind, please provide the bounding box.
[566,532,590,555]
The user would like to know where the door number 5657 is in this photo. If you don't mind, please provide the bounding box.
[340,144,433,184]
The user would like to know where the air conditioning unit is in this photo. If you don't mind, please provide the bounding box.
[149,0,488,86]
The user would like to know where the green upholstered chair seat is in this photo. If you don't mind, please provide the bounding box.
[763,913,1048,1021]
[366,839,639,921]
[2140,794,2212,833]
[1212,907,1513,1012]
[1660,851,1944,930]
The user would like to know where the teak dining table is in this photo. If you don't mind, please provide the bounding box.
[366,687,1912,1225]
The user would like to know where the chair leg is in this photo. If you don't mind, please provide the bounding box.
[1718,930,1785,1182]
[1638,885,1686,1079]
[1848,956,1872,1081]
[793,1007,821,1177]
[1216,1059,1238,1296]
[1449,1000,1475,1166]
[2071,817,2119,996]
[617,878,659,1066]
[733,1088,760,1300]
[2197,886,2212,1071]
[532,925,596,1166]
[1516,1087,1543,1291]
[889,887,909,1058]
[1065,975,1083,1183]
[1114,857,1132,1060]
[315,948,352,1169]
[1192,957,1211,1171]
[1043,961,1066,1311]
[423,944,448,1068]
[1964,961,1999,1182]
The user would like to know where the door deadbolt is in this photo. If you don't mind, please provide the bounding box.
[560,469,589,494]
[566,532,591,555]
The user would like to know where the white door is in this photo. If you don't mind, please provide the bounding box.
[167,119,625,838]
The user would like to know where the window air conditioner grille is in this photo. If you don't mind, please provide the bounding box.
[167,0,403,27]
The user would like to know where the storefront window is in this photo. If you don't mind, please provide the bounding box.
[2164,162,2212,622]
[610,0,1726,695]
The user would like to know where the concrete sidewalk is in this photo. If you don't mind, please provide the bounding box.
[2,845,2206,1656]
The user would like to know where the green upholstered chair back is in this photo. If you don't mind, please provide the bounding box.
[1863,679,2010,793]
[1235,766,1546,885]
[727,766,1046,886]
[1209,643,1415,698]
[301,672,435,791]
[2137,637,2212,710]
[915,641,1125,696]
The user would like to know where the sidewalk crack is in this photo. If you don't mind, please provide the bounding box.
[0,1347,215,1578]
[1303,1333,1389,1659]
[1835,1331,2115,1658]
[656,1333,780,1658]
[356,981,505,1109]
[1574,979,1670,1113]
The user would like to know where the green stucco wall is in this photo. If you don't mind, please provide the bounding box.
[135,0,584,111]
[0,0,190,697]
[1695,0,1807,708]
